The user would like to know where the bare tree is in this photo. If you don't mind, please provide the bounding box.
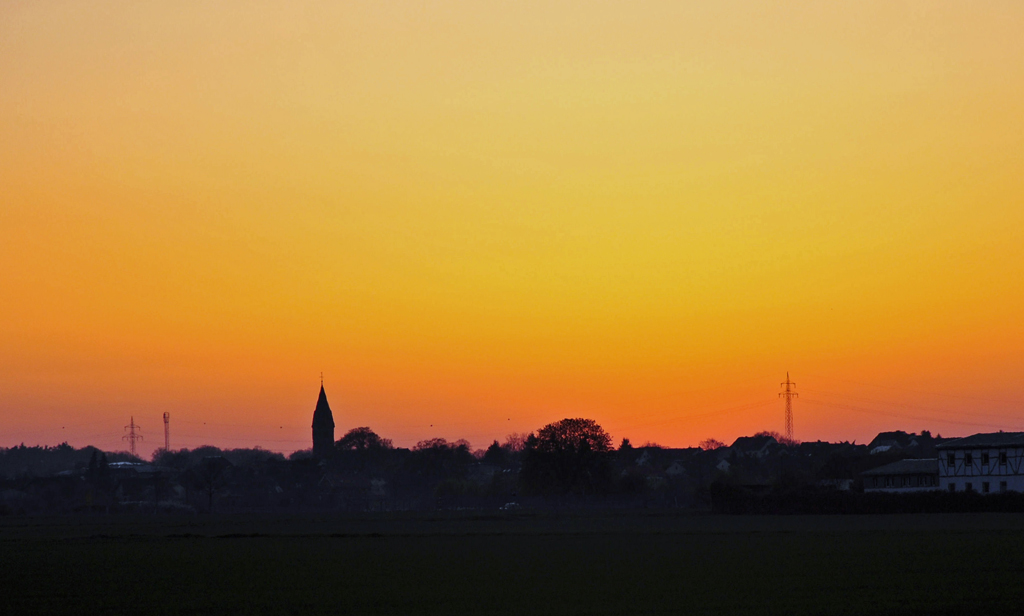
[502,432,528,453]
[699,438,726,451]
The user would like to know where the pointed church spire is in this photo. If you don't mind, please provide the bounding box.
[312,378,335,458]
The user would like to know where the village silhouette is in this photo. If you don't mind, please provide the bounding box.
[3,379,1022,516]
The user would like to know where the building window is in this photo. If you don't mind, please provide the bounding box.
[1000,452,1008,465]
[982,452,990,466]
[949,483,956,492]
[873,477,879,488]
[1001,481,1008,493]
[885,476,892,487]
[966,482,973,492]
[948,453,956,466]
[982,482,990,494]
[965,453,973,466]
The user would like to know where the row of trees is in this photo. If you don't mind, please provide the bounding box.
[315,421,824,498]
[0,443,140,480]
[315,418,616,495]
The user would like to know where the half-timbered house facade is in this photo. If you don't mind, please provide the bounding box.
[936,432,1024,494]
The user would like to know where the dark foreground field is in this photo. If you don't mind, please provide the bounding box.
[2,511,1023,615]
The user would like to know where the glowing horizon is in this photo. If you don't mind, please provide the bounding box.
[2,1,1023,457]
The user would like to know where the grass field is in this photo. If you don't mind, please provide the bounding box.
[2,511,1023,615]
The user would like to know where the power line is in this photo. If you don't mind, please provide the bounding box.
[615,399,777,433]
[174,433,309,444]
[177,419,305,430]
[1,419,120,438]
[801,398,1024,432]
[802,373,1024,406]
[802,388,1014,422]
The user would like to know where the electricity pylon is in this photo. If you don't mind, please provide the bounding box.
[779,373,798,441]
[123,417,143,458]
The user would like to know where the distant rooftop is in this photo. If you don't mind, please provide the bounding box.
[862,458,938,476]
[935,432,1024,450]
[730,434,776,449]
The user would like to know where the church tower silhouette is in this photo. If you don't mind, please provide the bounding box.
[311,379,335,458]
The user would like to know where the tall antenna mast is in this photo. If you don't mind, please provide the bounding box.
[163,412,170,451]
[123,416,143,458]
[779,372,798,441]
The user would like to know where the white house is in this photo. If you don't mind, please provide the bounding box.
[936,432,1024,494]
[863,459,939,493]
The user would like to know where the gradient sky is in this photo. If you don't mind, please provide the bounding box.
[2,1,1023,456]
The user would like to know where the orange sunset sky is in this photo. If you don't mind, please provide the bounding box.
[2,1,1023,456]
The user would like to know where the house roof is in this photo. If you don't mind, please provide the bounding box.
[935,432,1024,450]
[862,458,938,476]
[868,431,914,450]
[730,435,776,450]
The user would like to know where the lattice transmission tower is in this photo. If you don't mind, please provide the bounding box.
[779,373,798,441]
[123,416,143,458]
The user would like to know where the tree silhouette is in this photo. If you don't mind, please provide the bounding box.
[98,452,109,479]
[482,440,508,467]
[754,430,799,447]
[502,433,528,453]
[336,427,393,452]
[87,450,99,478]
[699,438,726,451]
[520,418,613,495]
[184,456,233,512]
[408,438,474,479]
